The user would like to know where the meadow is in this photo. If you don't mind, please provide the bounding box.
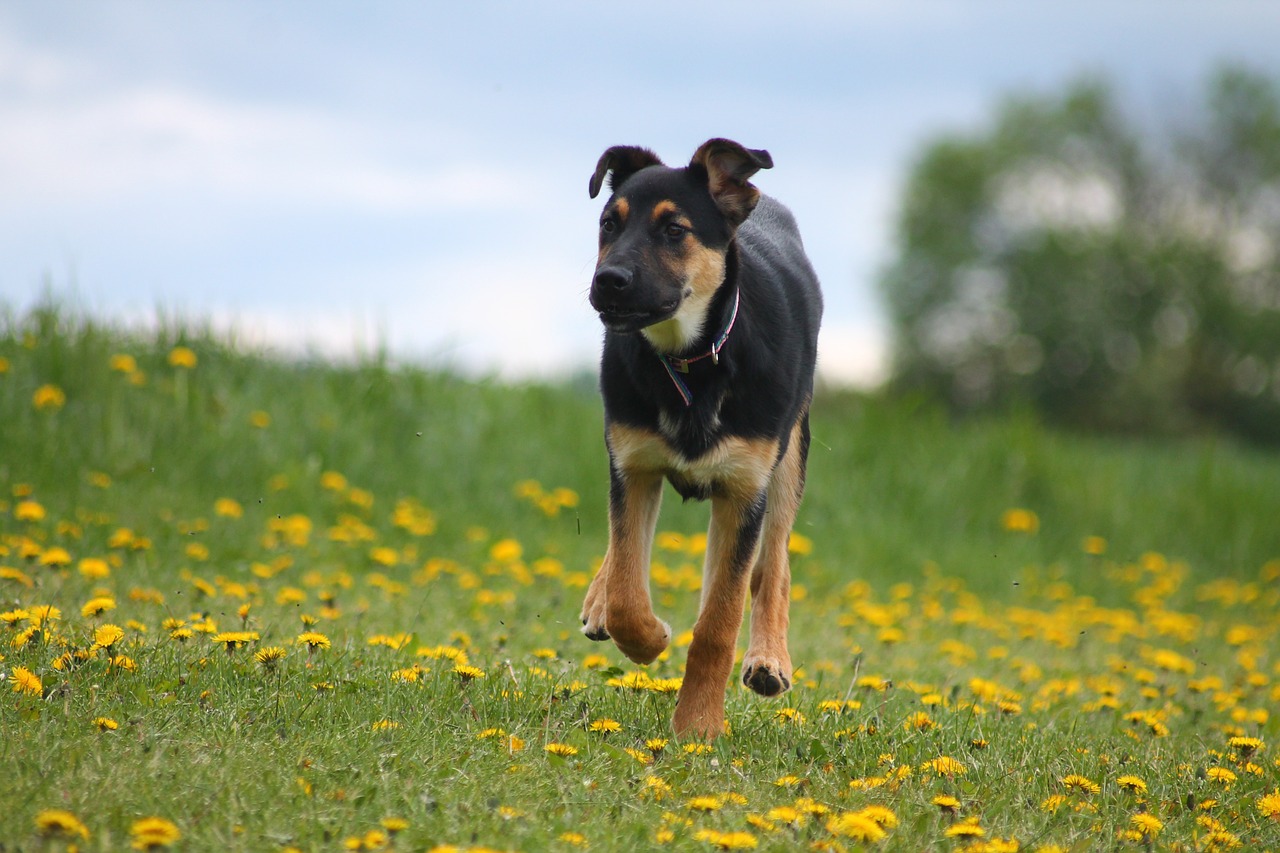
[2,303,1279,851]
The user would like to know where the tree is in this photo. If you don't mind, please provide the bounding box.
[880,68,1280,444]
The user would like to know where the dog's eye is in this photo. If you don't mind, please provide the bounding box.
[664,223,686,239]
[600,218,617,235]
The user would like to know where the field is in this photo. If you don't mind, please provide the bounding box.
[2,304,1279,851]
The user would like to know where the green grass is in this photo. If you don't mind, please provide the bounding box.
[2,302,1279,851]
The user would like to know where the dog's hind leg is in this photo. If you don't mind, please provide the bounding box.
[581,466,670,664]
[741,413,809,698]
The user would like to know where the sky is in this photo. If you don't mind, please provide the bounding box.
[3,1,1280,385]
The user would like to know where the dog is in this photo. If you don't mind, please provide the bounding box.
[579,138,822,738]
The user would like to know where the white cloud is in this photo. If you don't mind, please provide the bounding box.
[0,35,537,214]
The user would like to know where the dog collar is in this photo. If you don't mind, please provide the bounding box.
[657,289,740,407]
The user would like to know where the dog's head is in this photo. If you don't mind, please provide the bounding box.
[588,139,772,352]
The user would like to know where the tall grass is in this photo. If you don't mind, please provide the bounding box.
[2,303,1278,851]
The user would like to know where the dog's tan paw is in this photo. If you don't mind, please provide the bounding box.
[672,695,726,741]
[609,615,670,665]
[741,654,792,697]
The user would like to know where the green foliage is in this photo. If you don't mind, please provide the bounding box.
[2,304,1279,850]
[881,67,1280,444]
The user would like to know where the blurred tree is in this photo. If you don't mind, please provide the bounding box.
[880,68,1280,444]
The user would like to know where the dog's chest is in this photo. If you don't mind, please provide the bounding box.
[608,420,777,502]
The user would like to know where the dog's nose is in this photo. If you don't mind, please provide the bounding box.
[593,267,632,292]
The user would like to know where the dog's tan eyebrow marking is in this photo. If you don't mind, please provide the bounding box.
[609,197,630,222]
[651,200,682,222]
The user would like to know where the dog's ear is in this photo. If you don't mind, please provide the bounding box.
[589,146,663,198]
[690,138,773,226]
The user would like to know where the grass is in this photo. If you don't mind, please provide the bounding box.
[2,301,1279,851]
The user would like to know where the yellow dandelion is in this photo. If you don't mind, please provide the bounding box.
[588,718,622,734]
[774,707,806,726]
[693,829,758,849]
[15,499,46,522]
[109,353,137,373]
[453,663,486,682]
[825,812,885,842]
[94,716,120,731]
[296,631,331,652]
[10,666,42,696]
[35,809,90,840]
[489,538,523,562]
[81,596,117,618]
[255,646,287,668]
[78,557,111,579]
[1206,766,1236,787]
[933,795,961,813]
[39,546,72,567]
[944,819,985,838]
[646,738,669,754]
[214,497,244,518]
[1117,775,1148,794]
[167,346,197,368]
[91,624,125,651]
[131,816,181,849]
[1060,774,1101,795]
[1130,813,1163,837]
[1001,507,1039,533]
[1258,788,1280,820]
[686,795,724,812]
[544,742,578,758]
[32,384,66,411]
[1082,535,1107,555]
[922,756,968,776]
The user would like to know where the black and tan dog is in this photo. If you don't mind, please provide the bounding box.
[580,138,822,738]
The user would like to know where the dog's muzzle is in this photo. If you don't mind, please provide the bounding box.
[590,266,679,332]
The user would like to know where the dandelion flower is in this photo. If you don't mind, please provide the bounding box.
[944,819,985,838]
[1117,775,1148,794]
[94,716,119,732]
[1228,736,1263,757]
[453,663,486,682]
[687,795,724,812]
[255,646,287,668]
[646,737,669,754]
[1206,767,1236,787]
[15,499,46,522]
[167,346,197,368]
[35,809,90,840]
[296,631,331,652]
[544,743,578,758]
[1258,788,1280,820]
[1001,507,1039,533]
[825,812,885,842]
[693,829,758,849]
[932,795,961,813]
[10,665,42,696]
[94,623,126,650]
[1130,813,1163,837]
[32,384,66,411]
[588,718,621,734]
[1060,774,1101,795]
[130,816,181,849]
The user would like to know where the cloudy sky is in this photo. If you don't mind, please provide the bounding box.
[3,2,1279,384]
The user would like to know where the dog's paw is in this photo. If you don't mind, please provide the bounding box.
[581,619,610,642]
[741,657,792,697]
[610,615,671,665]
[672,695,726,741]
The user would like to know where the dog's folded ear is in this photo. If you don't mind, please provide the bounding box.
[589,146,664,198]
[690,139,773,226]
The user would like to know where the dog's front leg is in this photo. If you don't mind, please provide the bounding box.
[580,465,670,664]
[672,490,767,739]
